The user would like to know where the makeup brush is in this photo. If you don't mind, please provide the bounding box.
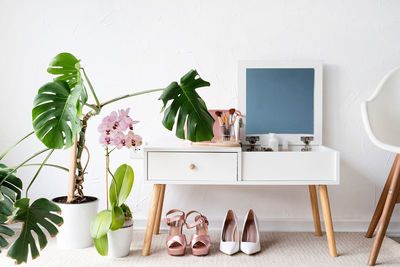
[229,108,236,125]
[222,113,227,127]
[215,111,223,126]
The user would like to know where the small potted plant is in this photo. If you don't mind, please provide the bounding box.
[91,164,134,258]
[90,109,141,257]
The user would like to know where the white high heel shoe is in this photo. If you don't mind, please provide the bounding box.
[219,209,240,255]
[240,209,261,255]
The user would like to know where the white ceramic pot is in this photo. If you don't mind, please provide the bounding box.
[52,196,99,249]
[108,219,133,258]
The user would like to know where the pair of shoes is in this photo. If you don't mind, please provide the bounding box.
[220,209,261,255]
[165,209,211,256]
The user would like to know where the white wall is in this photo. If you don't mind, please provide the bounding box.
[1,0,400,233]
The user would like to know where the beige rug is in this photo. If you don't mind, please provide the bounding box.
[1,232,400,266]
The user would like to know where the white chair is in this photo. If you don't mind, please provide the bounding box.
[361,66,400,266]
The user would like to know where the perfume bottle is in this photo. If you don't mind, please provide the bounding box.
[268,133,279,152]
[281,138,289,151]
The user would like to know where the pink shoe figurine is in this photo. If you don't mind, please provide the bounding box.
[165,209,187,256]
[185,210,211,256]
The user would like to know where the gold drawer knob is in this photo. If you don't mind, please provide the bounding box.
[189,164,195,170]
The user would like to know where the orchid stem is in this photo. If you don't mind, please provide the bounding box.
[105,148,109,209]
[0,131,35,160]
[105,148,119,208]
[108,147,117,154]
[108,168,118,206]
[26,149,54,197]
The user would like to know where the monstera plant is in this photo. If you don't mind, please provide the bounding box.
[0,52,214,264]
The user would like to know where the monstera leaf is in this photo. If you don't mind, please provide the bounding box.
[0,223,14,252]
[0,164,22,200]
[159,69,214,142]
[7,198,63,264]
[47,52,87,105]
[32,81,83,149]
[0,164,22,253]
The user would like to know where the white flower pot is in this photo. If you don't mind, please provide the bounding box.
[52,196,99,249]
[108,220,133,258]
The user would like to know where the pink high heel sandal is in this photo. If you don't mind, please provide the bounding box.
[185,210,211,256]
[165,209,187,256]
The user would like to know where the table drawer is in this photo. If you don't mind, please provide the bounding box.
[242,150,338,182]
[147,152,238,182]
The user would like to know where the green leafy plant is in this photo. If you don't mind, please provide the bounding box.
[90,164,134,256]
[33,53,88,150]
[0,164,22,253]
[0,52,214,264]
[0,152,63,263]
[160,69,215,142]
[32,80,84,149]
[7,198,63,264]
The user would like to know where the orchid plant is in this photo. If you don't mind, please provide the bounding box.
[90,108,140,256]
[98,108,141,209]
[0,52,214,264]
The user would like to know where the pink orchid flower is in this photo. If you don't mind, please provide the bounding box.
[98,108,142,149]
[97,117,113,135]
[126,131,143,148]
[111,132,123,149]
[118,108,139,131]
[99,134,112,146]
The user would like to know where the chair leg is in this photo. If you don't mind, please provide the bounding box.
[319,185,338,257]
[309,185,322,236]
[153,184,166,235]
[367,157,400,266]
[366,155,399,238]
[142,184,162,256]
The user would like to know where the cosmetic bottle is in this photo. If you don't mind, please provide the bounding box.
[282,139,289,151]
[268,133,279,152]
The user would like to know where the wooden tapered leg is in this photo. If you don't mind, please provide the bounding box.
[366,155,399,238]
[319,185,338,258]
[142,184,162,256]
[309,185,322,236]
[367,158,400,266]
[153,184,166,235]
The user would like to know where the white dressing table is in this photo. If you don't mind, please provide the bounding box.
[141,144,339,257]
[142,60,339,258]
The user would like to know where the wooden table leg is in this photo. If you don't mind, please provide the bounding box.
[142,184,162,256]
[366,155,399,238]
[309,185,322,236]
[319,185,338,258]
[153,184,166,235]
[367,157,400,266]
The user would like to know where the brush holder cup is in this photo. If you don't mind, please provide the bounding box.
[219,124,235,142]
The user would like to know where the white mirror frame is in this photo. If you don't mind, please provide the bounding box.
[238,60,323,146]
